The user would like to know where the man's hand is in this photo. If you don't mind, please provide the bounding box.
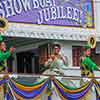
[0,30,5,33]
[10,47,16,53]
[51,55,55,60]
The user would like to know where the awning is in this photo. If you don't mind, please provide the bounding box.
[4,23,96,41]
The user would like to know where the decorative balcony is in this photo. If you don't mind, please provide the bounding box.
[0,67,100,100]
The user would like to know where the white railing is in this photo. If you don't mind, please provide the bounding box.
[0,66,100,79]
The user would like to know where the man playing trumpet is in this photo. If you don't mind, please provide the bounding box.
[0,17,16,73]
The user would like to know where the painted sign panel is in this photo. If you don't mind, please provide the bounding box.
[0,0,94,28]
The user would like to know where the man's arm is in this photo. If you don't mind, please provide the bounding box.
[0,47,15,62]
[83,57,98,71]
[44,55,55,68]
[0,51,11,62]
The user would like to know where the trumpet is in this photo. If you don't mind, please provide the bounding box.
[0,17,8,32]
[87,35,96,49]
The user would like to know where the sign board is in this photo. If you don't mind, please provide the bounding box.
[0,0,94,28]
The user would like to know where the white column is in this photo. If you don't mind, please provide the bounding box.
[12,54,17,73]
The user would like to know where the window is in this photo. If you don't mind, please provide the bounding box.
[72,46,82,66]
[38,43,53,72]
[39,43,53,65]
[39,44,49,64]
[91,49,100,66]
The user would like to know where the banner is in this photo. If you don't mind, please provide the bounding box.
[0,0,94,28]
[1,77,100,100]
[9,78,49,100]
[53,79,93,100]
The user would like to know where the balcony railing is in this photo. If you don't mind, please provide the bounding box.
[0,67,100,100]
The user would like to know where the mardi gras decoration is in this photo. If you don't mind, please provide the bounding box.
[0,76,100,100]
